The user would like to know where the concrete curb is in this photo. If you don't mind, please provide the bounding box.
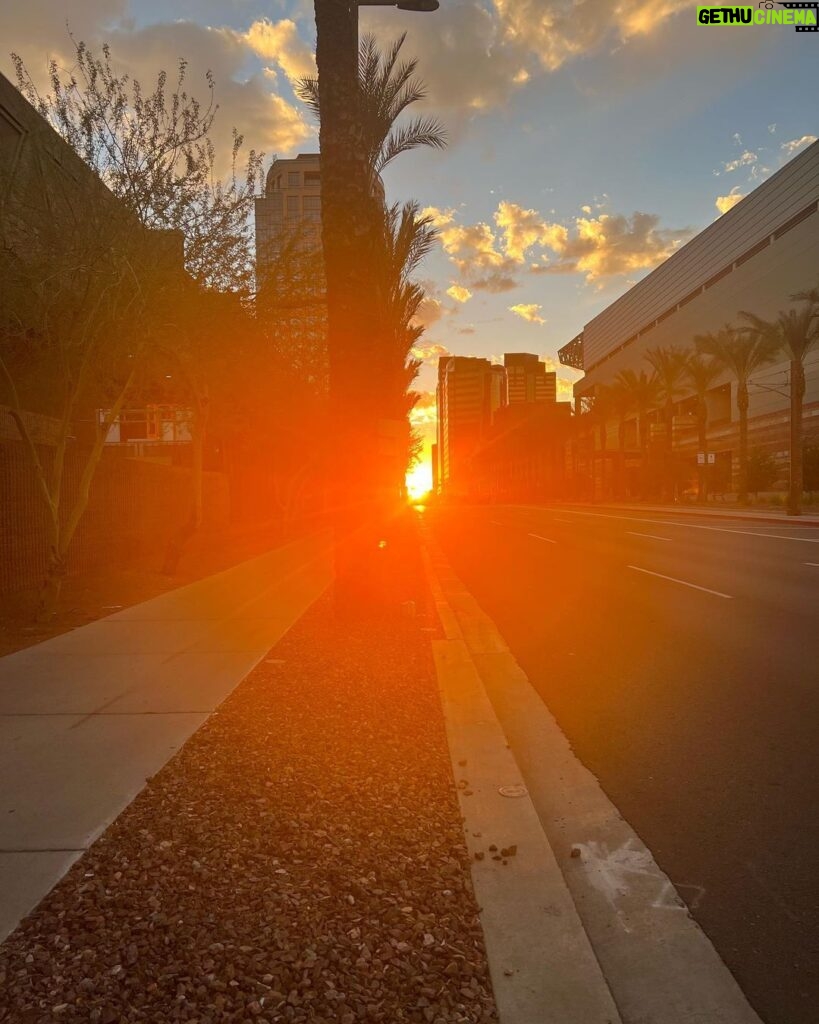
[422,540,623,1024]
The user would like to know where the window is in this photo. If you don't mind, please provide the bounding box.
[304,170,321,186]
[286,195,300,218]
[288,171,300,187]
[303,195,321,221]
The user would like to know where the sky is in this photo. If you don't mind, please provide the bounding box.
[2,0,817,491]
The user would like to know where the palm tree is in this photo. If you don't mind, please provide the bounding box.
[695,326,780,504]
[310,11,445,607]
[740,288,819,515]
[644,346,690,500]
[613,369,660,499]
[375,201,438,495]
[607,380,635,498]
[298,33,446,186]
[684,353,722,503]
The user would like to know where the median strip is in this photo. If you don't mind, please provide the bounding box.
[627,565,733,599]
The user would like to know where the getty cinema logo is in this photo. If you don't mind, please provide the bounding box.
[697,2,819,30]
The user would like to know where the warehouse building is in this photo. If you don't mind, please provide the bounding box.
[559,140,819,500]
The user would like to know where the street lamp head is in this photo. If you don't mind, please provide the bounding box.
[358,0,439,9]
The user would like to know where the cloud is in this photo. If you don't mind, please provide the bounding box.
[721,150,758,174]
[509,303,546,325]
[2,11,312,177]
[409,390,437,427]
[781,135,817,159]
[362,0,694,124]
[365,1,530,119]
[433,201,693,289]
[540,355,581,400]
[412,296,457,329]
[410,341,451,365]
[235,18,316,83]
[424,206,520,292]
[447,283,473,303]
[492,0,691,74]
[715,187,745,215]
[495,201,567,262]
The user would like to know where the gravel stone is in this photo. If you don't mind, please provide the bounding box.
[0,596,498,1023]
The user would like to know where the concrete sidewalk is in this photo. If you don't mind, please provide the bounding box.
[0,531,332,942]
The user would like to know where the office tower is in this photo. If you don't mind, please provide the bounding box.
[504,353,557,405]
[436,356,506,496]
[254,154,322,286]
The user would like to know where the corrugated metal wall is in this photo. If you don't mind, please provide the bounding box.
[583,141,819,368]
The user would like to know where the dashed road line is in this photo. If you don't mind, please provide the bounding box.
[627,532,672,541]
[627,565,733,599]
[528,533,557,544]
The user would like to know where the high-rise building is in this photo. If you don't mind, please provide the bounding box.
[436,356,506,497]
[254,153,322,284]
[504,353,557,405]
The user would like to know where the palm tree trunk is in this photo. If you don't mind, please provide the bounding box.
[315,0,384,612]
[638,409,648,500]
[737,382,749,505]
[665,398,674,501]
[697,400,708,504]
[788,358,805,516]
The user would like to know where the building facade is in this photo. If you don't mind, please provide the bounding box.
[254,153,322,283]
[436,356,506,498]
[504,353,557,405]
[559,140,819,499]
[435,352,571,499]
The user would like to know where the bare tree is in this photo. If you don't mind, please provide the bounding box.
[1,140,178,617]
[4,40,265,611]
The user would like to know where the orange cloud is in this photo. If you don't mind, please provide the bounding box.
[447,283,473,303]
[493,0,691,73]
[237,19,316,83]
[433,201,693,288]
[715,188,745,215]
[509,303,546,325]
[411,341,451,365]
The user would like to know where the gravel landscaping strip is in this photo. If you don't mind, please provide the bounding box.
[0,596,498,1024]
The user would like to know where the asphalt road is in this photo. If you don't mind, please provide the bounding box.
[430,503,819,1024]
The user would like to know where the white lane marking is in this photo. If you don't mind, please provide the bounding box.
[627,565,733,599]
[526,507,819,544]
[626,532,672,541]
[528,533,557,544]
[490,520,505,526]
[806,562,819,566]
